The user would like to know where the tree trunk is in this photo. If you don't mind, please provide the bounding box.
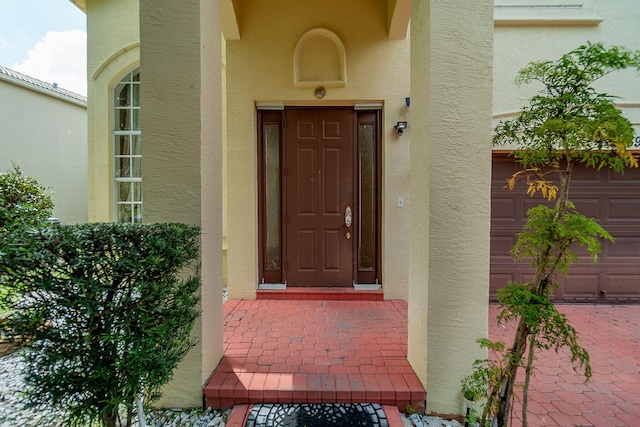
[102,412,117,427]
[496,160,575,426]
[522,333,538,427]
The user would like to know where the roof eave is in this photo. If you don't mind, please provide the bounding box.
[69,0,86,13]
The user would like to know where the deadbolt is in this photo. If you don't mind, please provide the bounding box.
[345,205,352,227]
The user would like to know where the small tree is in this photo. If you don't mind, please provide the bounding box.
[0,222,201,427]
[473,42,640,427]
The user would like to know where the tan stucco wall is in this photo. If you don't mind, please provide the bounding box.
[225,0,411,300]
[407,1,430,412]
[494,0,640,126]
[139,0,224,408]
[408,0,493,414]
[0,80,87,224]
[86,0,140,222]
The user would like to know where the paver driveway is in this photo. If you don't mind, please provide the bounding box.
[490,304,640,427]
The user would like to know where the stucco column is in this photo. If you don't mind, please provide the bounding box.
[140,0,224,407]
[408,0,493,414]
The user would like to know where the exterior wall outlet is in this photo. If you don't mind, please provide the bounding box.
[397,197,404,207]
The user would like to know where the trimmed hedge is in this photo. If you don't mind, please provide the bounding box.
[0,222,201,427]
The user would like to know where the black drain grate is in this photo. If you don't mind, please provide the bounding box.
[246,403,389,427]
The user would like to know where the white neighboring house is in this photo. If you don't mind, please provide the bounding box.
[0,65,87,224]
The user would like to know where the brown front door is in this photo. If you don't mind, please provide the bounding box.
[284,109,355,287]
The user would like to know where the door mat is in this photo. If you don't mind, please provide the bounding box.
[246,403,389,427]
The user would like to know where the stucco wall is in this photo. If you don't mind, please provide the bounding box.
[139,0,224,408]
[86,0,140,222]
[494,0,640,123]
[408,0,493,414]
[0,80,87,224]
[225,0,411,299]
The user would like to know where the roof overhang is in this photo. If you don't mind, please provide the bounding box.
[69,0,86,12]
[387,0,410,40]
[223,0,241,40]
[69,0,409,41]
[68,0,241,40]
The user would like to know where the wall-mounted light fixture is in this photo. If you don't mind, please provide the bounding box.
[395,121,407,136]
[405,97,410,107]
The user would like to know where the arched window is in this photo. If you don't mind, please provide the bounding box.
[113,68,141,222]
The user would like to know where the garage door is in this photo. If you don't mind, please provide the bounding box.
[491,153,640,303]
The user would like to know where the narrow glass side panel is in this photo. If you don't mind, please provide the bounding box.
[265,123,281,270]
[114,68,142,223]
[359,123,375,270]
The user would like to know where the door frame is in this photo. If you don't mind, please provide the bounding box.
[257,106,382,286]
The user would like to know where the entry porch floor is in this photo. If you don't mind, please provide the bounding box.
[204,291,640,426]
[203,288,426,412]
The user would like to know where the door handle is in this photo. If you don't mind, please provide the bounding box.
[345,205,352,228]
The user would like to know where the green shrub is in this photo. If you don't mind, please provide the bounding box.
[0,164,54,234]
[0,222,201,427]
[0,164,54,320]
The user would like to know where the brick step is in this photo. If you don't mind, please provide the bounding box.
[205,299,425,416]
[203,370,425,413]
[256,287,384,301]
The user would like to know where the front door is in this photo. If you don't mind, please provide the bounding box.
[284,109,354,287]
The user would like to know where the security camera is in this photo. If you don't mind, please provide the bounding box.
[395,121,407,136]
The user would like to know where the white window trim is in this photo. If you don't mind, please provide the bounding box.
[494,1,603,26]
[113,69,142,223]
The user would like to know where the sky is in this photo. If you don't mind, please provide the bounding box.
[0,0,87,96]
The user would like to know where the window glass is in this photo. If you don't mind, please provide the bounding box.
[114,68,142,222]
[115,135,129,156]
[132,135,141,155]
[265,123,281,269]
[115,84,128,106]
[358,123,375,270]
[118,109,130,131]
[132,84,140,107]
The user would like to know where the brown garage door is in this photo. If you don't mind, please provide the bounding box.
[491,153,640,303]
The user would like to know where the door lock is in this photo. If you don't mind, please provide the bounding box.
[345,206,352,227]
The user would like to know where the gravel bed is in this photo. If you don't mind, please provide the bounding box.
[407,413,464,427]
[0,349,230,427]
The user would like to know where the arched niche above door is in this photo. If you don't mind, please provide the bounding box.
[293,28,347,87]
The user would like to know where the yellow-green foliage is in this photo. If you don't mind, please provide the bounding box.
[475,42,640,427]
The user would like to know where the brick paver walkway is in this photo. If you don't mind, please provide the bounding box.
[490,304,640,427]
[204,298,425,412]
[205,298,640,426]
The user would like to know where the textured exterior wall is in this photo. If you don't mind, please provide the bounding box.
[0,80,87,223]
[86,0,140,222]
[494,0,640,126]
[408,0,493,414]
[225,0,411,300]
[407,1,430,411]
[140,0,224,408]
